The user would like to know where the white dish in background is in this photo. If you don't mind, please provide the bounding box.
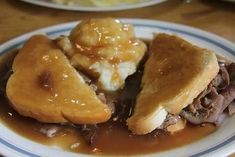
[19,0,167,11]
[1,19,235,157]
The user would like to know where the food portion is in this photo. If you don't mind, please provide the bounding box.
[127,34,220,134]
[51,0,141,7]
[6,35,111,124]
[1,18,235,155]
[57,18,146,91]
[181,61,235,125]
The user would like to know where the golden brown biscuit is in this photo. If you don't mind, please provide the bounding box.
[57,18,146,91]
[6,35,111,124]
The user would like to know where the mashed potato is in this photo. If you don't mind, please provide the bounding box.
[52,0,141,7]
[57,18,146,91]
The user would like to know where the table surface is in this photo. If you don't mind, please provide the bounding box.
[1,0,235,44]
[0,0,235,156]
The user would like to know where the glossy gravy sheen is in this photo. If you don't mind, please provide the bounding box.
[0,49,216,156]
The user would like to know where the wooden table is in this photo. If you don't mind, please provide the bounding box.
[0,0,235,156]
[0,0,235,44]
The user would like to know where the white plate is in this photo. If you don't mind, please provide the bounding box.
[19,0,167,11]
[1,19,235,157]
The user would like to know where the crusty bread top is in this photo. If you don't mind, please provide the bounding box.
[6,35,111,124]
[127,33,219,134]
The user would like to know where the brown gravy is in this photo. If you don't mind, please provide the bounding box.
[0,49,216,156]
[0,98,215,155]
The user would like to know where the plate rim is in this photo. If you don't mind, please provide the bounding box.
[1,18,235,157]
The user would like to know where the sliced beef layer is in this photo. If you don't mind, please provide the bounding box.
[181,62,235,125]
[39,124,64,138]
[228,101,235,115]
[39,123,98,146]
[159,114,180,129]
[113,68,143,123]
[227,62,235,83]
[77,124,98,146]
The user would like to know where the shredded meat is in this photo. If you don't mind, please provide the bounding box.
[78,124,98,146]
[228,101,235,115]
[39,124,64,138]
[180,87,224,125]
[113,69,142,123]
[159,114,180,129]
[181,62,235,125]
[39,123,98,146]
[211,65,230,90]
[227,63,235,83]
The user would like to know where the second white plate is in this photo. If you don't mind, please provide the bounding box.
[19,0,167,11]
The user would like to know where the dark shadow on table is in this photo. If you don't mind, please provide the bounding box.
[200,0,235,12]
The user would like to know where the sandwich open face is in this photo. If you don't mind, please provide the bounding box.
[127,33,220,135]
[6,35,111,124]
[4,19,235,155]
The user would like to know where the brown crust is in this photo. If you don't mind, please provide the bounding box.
[127,33,219,134]
[6,35,111,124]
